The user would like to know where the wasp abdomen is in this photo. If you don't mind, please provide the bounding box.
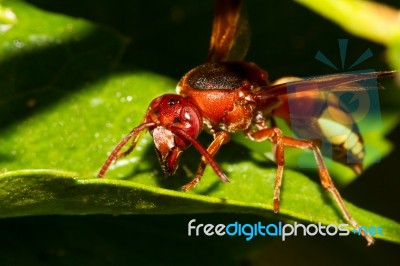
[274,93,365,174]
[318,107,365,174]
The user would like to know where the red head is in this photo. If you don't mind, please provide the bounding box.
[97,94,212,178]
[145,94,203,174]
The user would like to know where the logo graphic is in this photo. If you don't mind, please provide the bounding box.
[187,219,384,241]
[315,39,373,70]
[286,39,382,169]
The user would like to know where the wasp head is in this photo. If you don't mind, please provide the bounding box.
[146,94,203,175]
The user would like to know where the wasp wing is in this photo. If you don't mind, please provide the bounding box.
[206,0,250,62]
[254,71,396,101]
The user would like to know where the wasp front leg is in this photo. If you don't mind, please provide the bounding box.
[182,131,231,191]
[247,127,374,246]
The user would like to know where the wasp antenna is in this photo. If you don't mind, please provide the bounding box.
[97,122,156,178]
[171,126,230,183]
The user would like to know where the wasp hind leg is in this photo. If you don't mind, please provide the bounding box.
[247,127,375,246]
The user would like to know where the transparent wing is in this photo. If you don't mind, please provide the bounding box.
[254,71,397,101]
[206,0,250,62]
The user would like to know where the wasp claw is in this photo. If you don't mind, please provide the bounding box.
[273,198,280,213]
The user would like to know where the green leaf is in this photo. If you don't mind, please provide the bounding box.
[295,0,400,71]
[388,36,400,71]
[0,0,127,127]
[1,167,400,244]
[0,4,17,27]
[295,0,400,45]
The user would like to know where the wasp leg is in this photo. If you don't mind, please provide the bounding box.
[115,133,142,160]
[247,127,374,246]
[182,131,231,191]
[246,127,285,213]
[268,117,278,162]
[114,118,147,160]
[98,122,151,178]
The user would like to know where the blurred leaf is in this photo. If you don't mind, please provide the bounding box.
[388,36,400,70]
[0,4,17,27]
[296,0,400,70]
[0,0,127,127]
[295,0,400,45]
